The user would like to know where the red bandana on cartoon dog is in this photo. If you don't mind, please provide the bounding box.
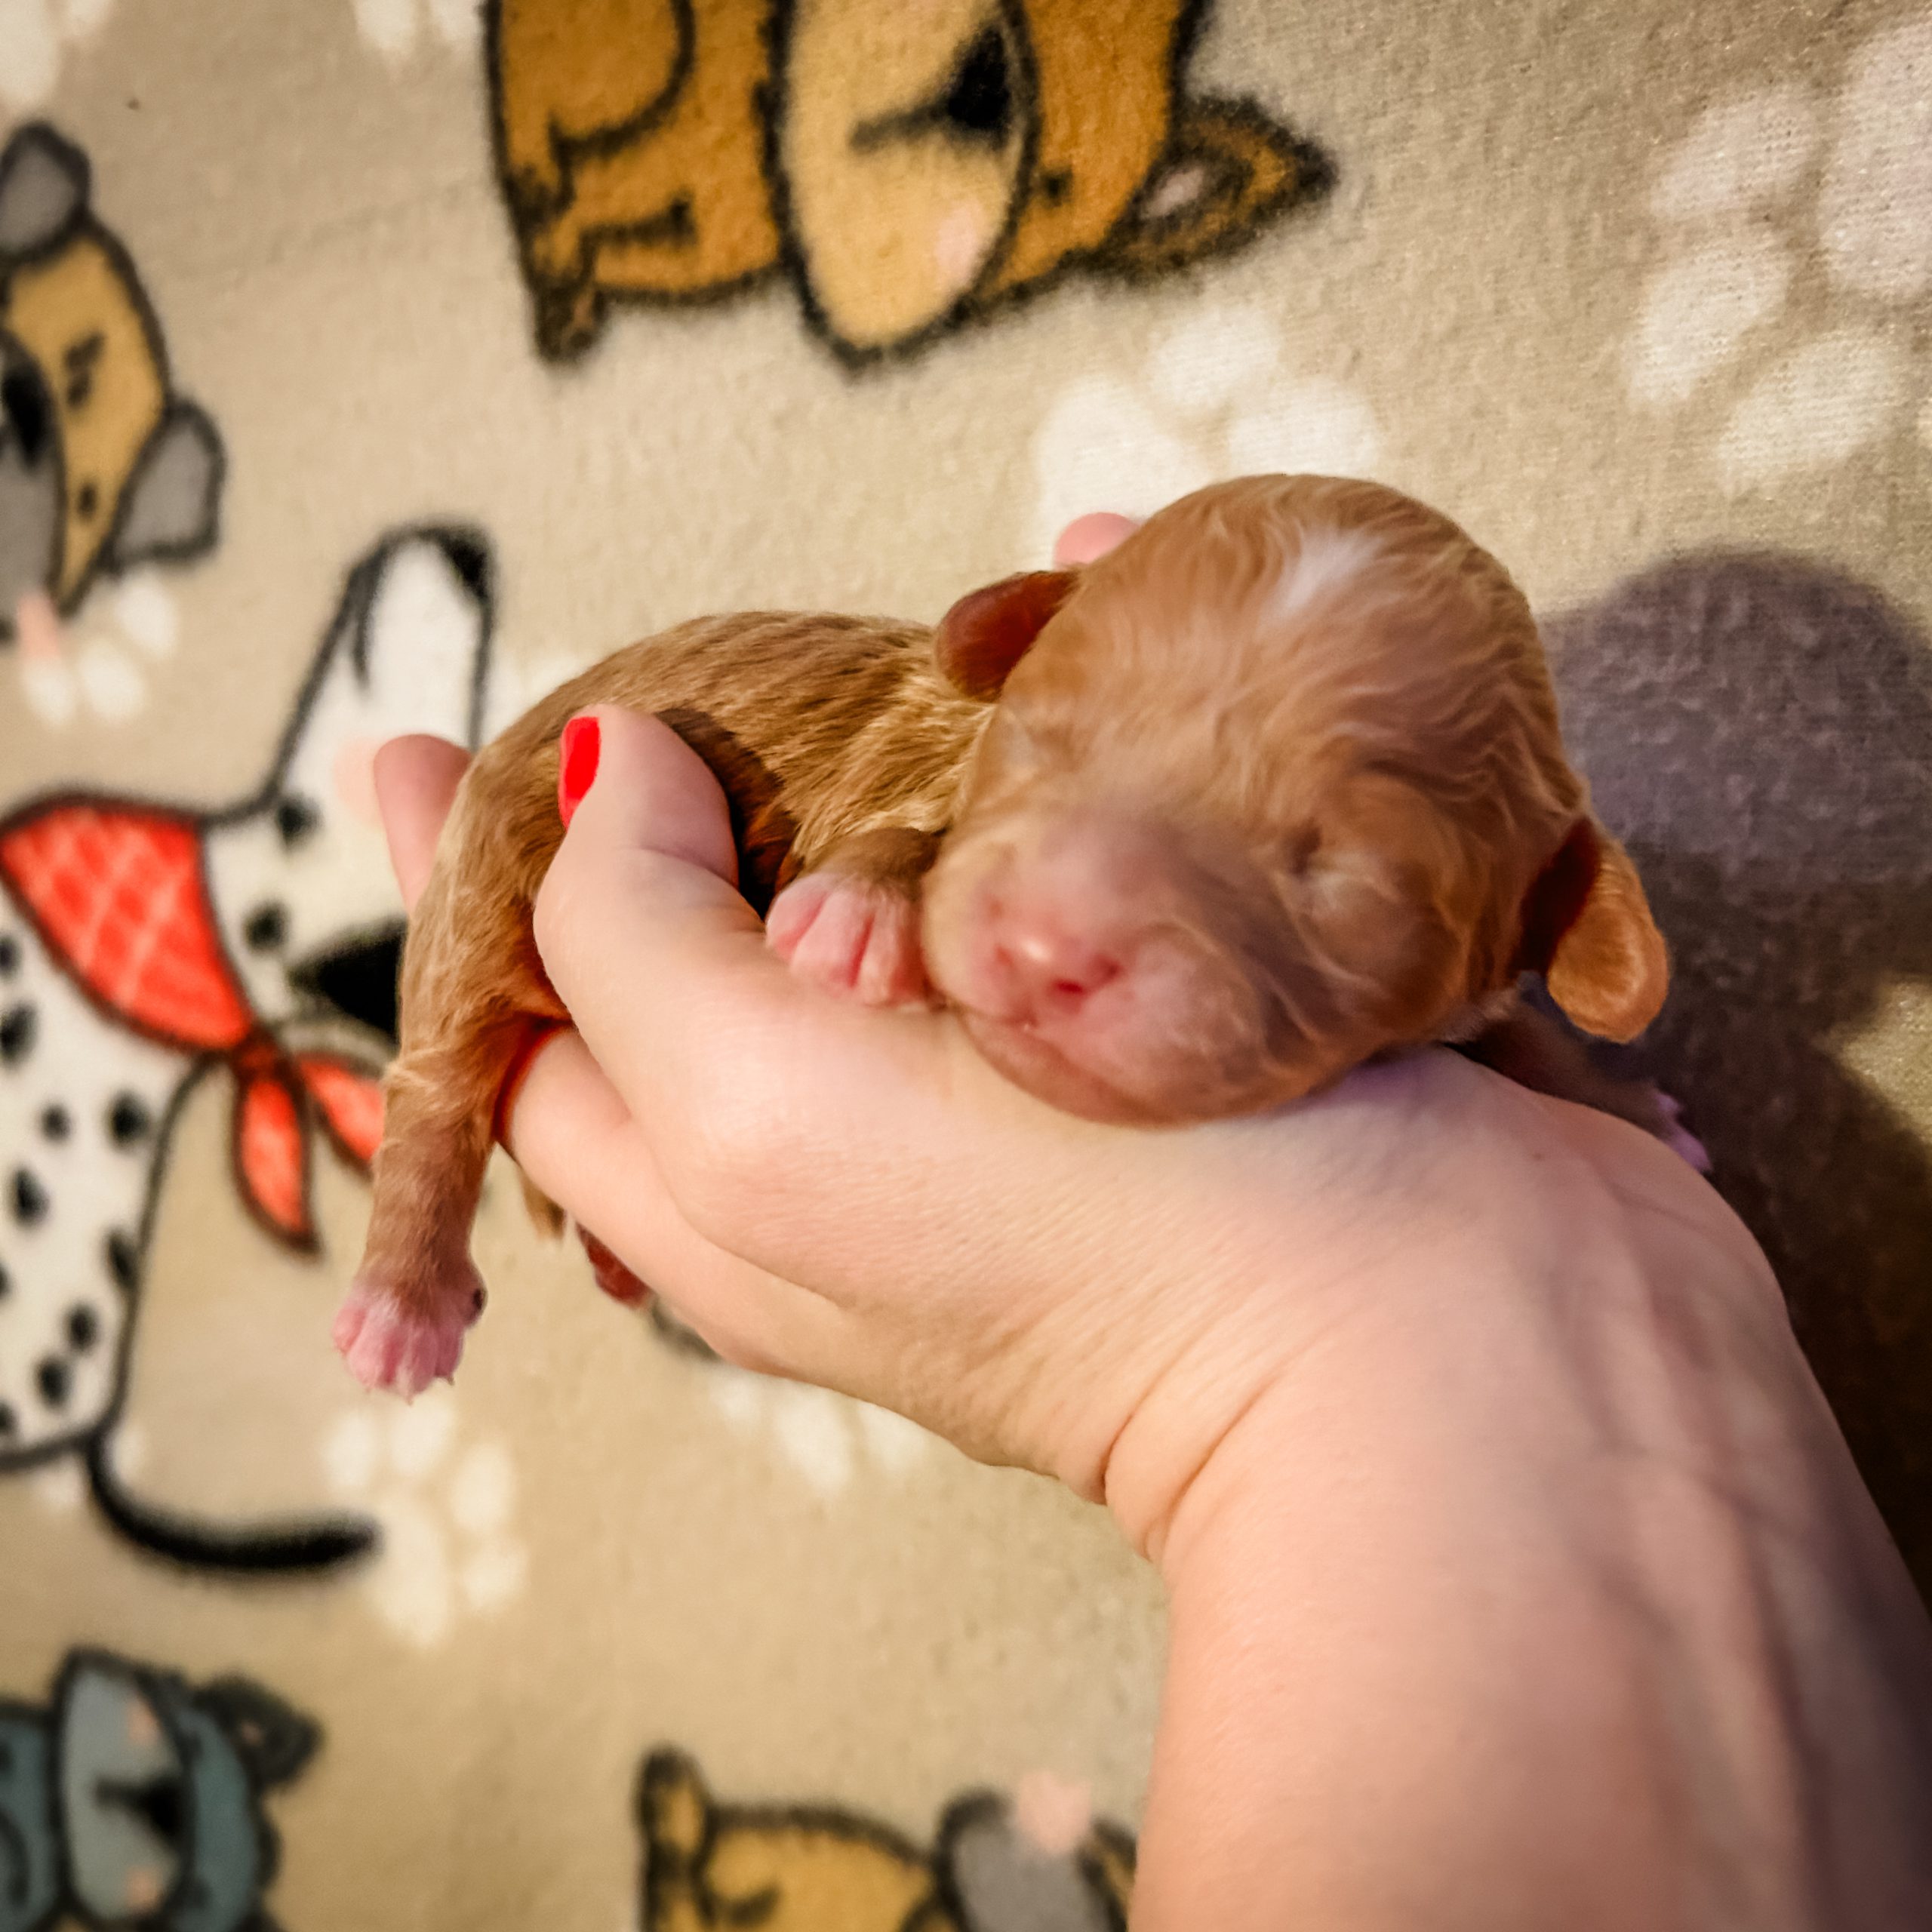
[0,801,384,1248]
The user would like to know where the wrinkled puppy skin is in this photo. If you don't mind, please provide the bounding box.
[337,475,1681,1396]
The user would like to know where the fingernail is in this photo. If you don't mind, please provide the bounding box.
[558,714,601,826]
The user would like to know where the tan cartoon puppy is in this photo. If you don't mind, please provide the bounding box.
[638,1750,1135,1932]
[486,0,1326,363]
[0,124,223,652]
[772,0,1324,358]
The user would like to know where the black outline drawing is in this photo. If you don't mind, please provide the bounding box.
[636,1746,1137,1932]
[0,525,494,1574]
[0,1646,318,1932]
[481,0,1333,370]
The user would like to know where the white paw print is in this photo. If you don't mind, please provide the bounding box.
[0,0,114,111]
[706,1374,936,1500]
[1031,303,1388,559]
[15,573,178,730]
[322,1389,527,1648]
[26,1457,85,1514]
[351,0,478,63]
[1626,12,1932,492]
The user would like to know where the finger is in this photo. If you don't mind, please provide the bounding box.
[374,734,470,911]
[1053,512,1140,567]
[503,1025,855,1381]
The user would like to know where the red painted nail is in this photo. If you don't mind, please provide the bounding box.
[558,714,601,826]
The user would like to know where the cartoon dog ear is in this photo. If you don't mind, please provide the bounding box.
[1518,819,1669,1042]
[934,568,1077,701]
[0,122,90,258]
[1098,101,1330,278]
[195,1676,322,1790]
[635,1749,712,1866]
[262,525,494,811]
[104,402,224,569]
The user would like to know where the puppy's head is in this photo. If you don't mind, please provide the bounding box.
[923,475,1666,1124]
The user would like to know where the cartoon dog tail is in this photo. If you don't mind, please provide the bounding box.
[85,1436,378,1574]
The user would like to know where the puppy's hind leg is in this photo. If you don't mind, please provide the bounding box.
[335,1024,520,1398]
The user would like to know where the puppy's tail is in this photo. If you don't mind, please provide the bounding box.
[85,1435,377,1574]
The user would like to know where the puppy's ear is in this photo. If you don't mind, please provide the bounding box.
[1518,819,1669,1041]
[934,569,1076,701]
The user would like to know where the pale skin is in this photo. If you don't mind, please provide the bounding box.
[371,515,1932,1930]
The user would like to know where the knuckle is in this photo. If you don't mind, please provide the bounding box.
[530,841,583,974]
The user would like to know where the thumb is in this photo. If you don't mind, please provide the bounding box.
[555,704,739,884]
[533,705,811,1108]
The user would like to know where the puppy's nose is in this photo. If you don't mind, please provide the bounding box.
[980,906,1124,1025]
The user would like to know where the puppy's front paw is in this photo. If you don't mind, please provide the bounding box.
[332,1274,481,1399]
[766,872,932,1007]
[1654,1091,1712,1173]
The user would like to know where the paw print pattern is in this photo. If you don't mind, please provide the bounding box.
[0,0,114,112]
[706,1371,936,1501]
[321,1391,526,1647]
[15,572,177,729]
[1031,303,1386,560]
[350,0,478,64]
[1625,13,1932,493]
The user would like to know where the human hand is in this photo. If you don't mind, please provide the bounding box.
[370,515,1932,1930]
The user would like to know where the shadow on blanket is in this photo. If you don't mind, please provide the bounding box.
[1547,550,1932,1598]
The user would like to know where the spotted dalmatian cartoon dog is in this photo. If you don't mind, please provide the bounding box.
[0,525,494,1571]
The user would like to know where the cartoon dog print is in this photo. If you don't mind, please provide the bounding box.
[487,0,1331,365]
[0,1647,318,1932]
[0,124,223,658]
[0,525,494,1571]
[489,0,780,356]
[638,1749,1135,1932]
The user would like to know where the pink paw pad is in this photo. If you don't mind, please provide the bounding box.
[766,872,931,1007]
[332,1276,479,1398]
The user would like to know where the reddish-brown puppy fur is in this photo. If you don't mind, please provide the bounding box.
[337,475,1672,1395]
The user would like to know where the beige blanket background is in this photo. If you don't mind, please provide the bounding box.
[2,2,1927,1926]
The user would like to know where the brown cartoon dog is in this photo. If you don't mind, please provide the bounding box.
[489,0,781,356]
[0,124,223,651]
[638,1749,1135,1931]
[487,0,1329,364]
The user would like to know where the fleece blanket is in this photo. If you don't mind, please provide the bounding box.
[2,1,1928,1926]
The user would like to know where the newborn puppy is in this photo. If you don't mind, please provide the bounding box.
[337,475,1676,1395]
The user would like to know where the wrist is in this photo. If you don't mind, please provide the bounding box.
[1118,1195,1932,1932]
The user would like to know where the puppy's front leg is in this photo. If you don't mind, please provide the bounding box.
[764,826,943,1008]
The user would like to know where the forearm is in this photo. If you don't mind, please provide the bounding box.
[1126,1233,1932,1931]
